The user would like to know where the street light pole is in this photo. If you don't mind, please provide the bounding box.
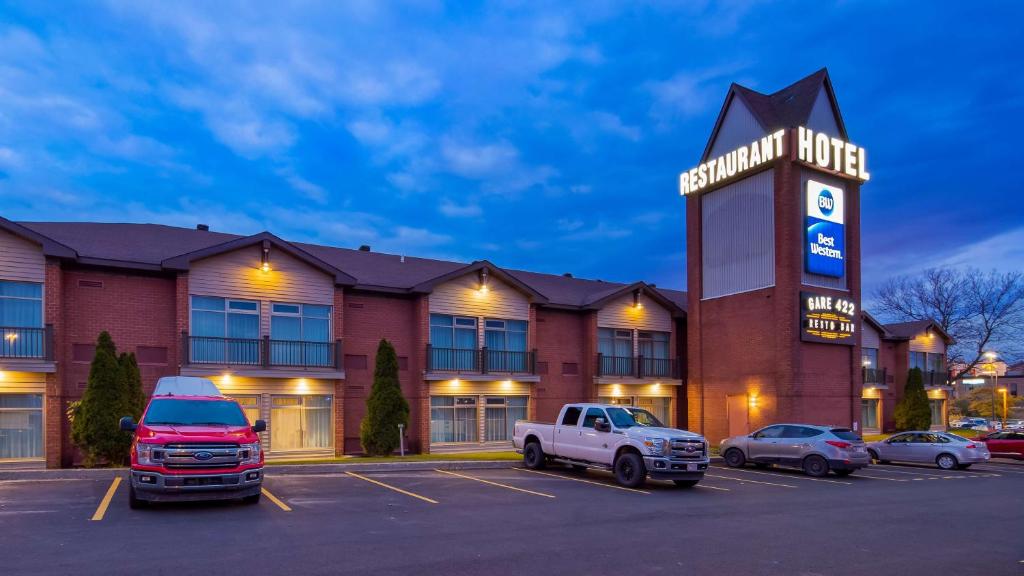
[997,387,1008,428]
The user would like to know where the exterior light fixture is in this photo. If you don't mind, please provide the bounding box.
[296,378,309,393]
[260,242,271,273]
[478,268,489,294]
[451,378,460,387]
[221,372,232,385]
[4,332,16,342]
[748,395,758,409]
[632,289,643,309]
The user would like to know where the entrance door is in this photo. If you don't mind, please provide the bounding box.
[727,395,749,438]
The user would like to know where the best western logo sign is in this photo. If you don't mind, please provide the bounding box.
[678,127,869,196]
[806,180,845,278]
[800,291,857,345]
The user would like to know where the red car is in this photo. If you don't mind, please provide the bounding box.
[973,431,1024,460]
[119,377,265,508]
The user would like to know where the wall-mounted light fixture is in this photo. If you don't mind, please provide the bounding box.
[3,332,17,343]
[748,394,758,409]
[478,268,489,294]
[221,372,232,385]
[260,241,271,273]
[632,289,643,309]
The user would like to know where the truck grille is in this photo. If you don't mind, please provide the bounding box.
[669,439,705,460]
[160,443,241,469]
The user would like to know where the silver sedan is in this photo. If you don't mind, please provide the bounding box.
[866,432,991,470]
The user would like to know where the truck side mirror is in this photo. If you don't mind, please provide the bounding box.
[119,416,137,432]
[594,418,611,433]
[252,419,267,433]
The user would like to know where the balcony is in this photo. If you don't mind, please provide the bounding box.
[426,345,537,375]
[863,367,887,387]
[0,325,54,362]
[183,333,342,370]
[595,354,680,379]
[922,370,949,388]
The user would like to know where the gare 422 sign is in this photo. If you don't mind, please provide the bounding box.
[801,291,856,345]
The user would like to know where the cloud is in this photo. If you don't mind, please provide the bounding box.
[439,199,482,218]
[561,221,632,242]
[441,139,521,179]
[645,64,747,125]
[556,218,583,232]
[592,111,641,141]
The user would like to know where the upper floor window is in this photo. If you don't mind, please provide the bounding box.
[862,347,879,368]
[926,352,945,374]
[0,281,42,327]
[270,303,331,342]
[191,296,260,339]
[484,319,527,352]
[598,328,634,376]
[909,351,927,372]
[430,314,477,349]
[638,331,669,359]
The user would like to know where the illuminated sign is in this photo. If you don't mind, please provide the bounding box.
[800,291,856,345]
[805,180,845,278]
[679,127,869,195]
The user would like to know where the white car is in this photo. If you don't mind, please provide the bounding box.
[513,403,709,488]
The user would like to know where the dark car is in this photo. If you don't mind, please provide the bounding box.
[974,431,1024,459]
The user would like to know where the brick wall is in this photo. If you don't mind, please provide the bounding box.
[534,308,589,423]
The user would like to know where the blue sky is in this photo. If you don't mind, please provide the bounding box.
[0,1,1021,295]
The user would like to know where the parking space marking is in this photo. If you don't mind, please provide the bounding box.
[704,473,797,488]
[969,466,1021,475]
[261,487,292,512]
[90,477,121,521]
[715,466,852,485]
[512,468,650,494]
[851,473,909,482]
[345,472,439,504]
[694,483,731,491]
[434,469,555,498]
[870,465,999,478]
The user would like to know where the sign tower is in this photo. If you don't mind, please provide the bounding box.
[682,69,870,441]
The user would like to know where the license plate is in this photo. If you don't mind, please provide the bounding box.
[686,464,697,471]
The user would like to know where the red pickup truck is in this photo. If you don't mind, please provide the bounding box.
[119,377,266,508]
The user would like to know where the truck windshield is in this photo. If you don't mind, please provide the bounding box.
[606,407,664,429]
[143,399,249,427]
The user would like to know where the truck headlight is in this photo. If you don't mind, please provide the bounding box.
[643,437,668,456]
[239,442,262,464]
[135,442,165,466]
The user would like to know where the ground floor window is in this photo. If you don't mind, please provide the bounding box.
[431,395,529,444]
[598,396,672,427]
[484,396,528,442]
[270,395,332,451]
[861,399,879,431]
[0,394,43,460]
[230,395,261,426]
[929,399,945,428]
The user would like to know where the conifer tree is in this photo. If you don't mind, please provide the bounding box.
[360,339,410,456]
[894,367,933,431]
[71,332,134,466]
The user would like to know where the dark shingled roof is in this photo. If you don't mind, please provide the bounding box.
[15,221,686,313]
[882,319,953,344]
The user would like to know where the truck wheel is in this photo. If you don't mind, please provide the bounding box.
[802,454,829,477]
[724,448,746,468]
[613,452,646,488]
[242,493,261,505]
[128,484,145,510]
[523,442,546,470]
[673,479,700,488]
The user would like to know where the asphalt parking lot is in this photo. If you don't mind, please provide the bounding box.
[1,460,1022,576]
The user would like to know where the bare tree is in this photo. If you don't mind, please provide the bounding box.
[873,267,1024,380]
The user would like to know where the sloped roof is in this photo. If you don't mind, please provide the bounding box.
[702,68,847,162]
[883,319,954,344]
[15,220,685,313]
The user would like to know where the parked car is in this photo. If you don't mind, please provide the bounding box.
[972,430,1024,459]
[720,424,870,477]
[866,432,990,469]
[1004,420,1024,431]
[119,376,266,508]
[513,403,710,488]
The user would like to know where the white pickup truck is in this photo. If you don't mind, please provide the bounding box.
[513,403,709,488]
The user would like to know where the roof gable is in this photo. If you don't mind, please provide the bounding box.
[411,260,548,303]
[0,216,77,259]
[583,282,684,318]
[706,93,767,159]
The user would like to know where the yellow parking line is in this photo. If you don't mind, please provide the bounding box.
[90,477,122,521]
[346,472,439,504]
[704,473,797,488]
[513,467,650,494]
[261,487,292,511]
[722,466,852,485]
[434,469,555,498]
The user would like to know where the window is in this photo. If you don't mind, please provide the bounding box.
[909,351,927,372]
[0,394,43,460]
[862,347,878,368]
[581,408,607,429]
[638,331,671,377]
[753,425,784,439]
[484,396,527,442]
[270,303,332,366]
[861,399,879,430]
[484,319,528,372]
[270,395,333,452]
[598,328,633,375]
[430,396,478,443]
[230,395,261,426]
[0,281,44,358]
[430,314,477,370]
[143,399,248,427]
[190,296,260,364]
[929,399,945,428]
[561,406,582,426]
[636,397,671,427]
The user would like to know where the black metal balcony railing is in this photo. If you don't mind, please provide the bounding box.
[184,333,341,369]
[923,370,949,387]
[863,367,887,386]
[0,325,54,361]
[596,353,679,379]
[426,345,536,375]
